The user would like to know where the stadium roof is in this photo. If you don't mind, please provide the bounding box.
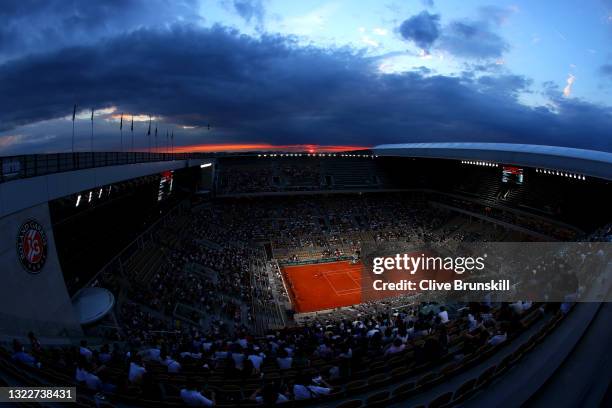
[373,143,612,181]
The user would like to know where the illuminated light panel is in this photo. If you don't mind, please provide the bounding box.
[536,168,586,180]
[461,160,497,167]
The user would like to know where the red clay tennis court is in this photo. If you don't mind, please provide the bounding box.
[282,261,396,313]
[282,257,458,313]
[281,260,386,313]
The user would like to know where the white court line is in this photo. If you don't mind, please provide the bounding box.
[284,263,365,298]
[325,271,363,295]
[322,272,341,296]
[346,272,362,288]
[322,270,362,296]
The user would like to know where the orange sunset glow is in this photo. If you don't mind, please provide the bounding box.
[152,143,371,153]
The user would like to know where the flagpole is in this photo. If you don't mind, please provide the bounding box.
[131,116,134,151]
[90,108,94,152]
[147,116,152,155]
[71,104,76,153]
[120,113,123,153]
[72,118,75,153]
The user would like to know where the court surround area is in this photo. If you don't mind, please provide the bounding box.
[281,256,459,313]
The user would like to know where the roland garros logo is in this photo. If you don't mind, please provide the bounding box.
[16,219,48,274]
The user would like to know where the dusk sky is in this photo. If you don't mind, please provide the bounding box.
[1,0,612,154]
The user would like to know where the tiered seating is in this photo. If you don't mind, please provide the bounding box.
[322,159,381,188]
[0,303,562,408]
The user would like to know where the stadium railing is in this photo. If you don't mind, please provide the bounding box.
[0,152,212,183]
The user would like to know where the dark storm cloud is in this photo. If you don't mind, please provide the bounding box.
[0,0,200,60]
[601,64,612,77]
[1,25,612,152]
[399,11,441,51]
[399,7,510,59]
[476,75,532,97]
[232,0,265,27]
[439,20,509,59]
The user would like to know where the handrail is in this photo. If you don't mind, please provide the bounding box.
[0,151,211,184]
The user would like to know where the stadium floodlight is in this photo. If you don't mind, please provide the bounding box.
[98,188,103,198]
[200,163,212,168]
[88,191,93,203]
[75,194,82,207]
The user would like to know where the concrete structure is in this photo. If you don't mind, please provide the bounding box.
[374,143,612,181]
[0,157,211,339]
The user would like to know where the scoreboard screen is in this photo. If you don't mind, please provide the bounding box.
[158,171,174,201]
[502,166,524,184]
